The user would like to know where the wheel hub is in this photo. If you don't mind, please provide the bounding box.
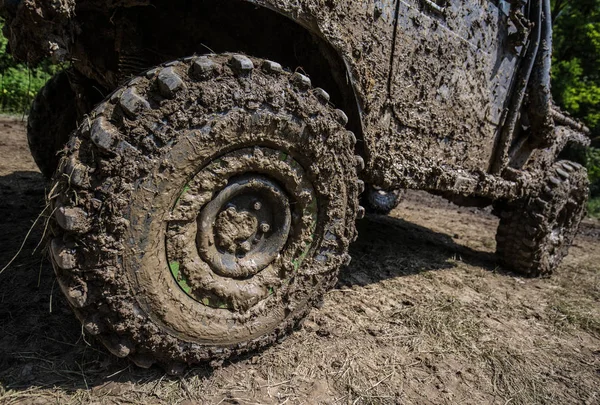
[165,147,318,311]
[197,176,292,279]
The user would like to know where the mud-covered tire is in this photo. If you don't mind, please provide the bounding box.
[495,161,589,277]
[363,185,402,215]
[48,54,362,371]
[27,70,78,178]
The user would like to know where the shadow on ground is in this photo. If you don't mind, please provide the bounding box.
[338,213,500,288]
[0,171,497,392]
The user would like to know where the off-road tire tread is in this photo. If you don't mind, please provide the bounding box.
[495,160,589,277]
[48,54,362,372]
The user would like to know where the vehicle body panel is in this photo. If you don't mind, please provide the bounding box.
[0,0,587,201]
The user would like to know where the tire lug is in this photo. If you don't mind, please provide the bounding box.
[229,54,254,73]
[192,56,218,79]
[55,206,90,233]
[57,276,88,308]
[104,337,133,358]
[130,354,155,369]
[555,167,569,179]
[83,315,104,336]
[119,88,150,117]
[90,116,117,152]
[314,88,330,103]
[50,238,77,270]
[63,157,90,188]
[561,162,575,172]
[355,156,365,171]
[357,180,365,194]
[262,60,283,74]
[335,109,348,126]
[157,67,185,98]
[291,72,312,90]
[347,131,357,146]
[548,176,561,187]
[240,241,252,253]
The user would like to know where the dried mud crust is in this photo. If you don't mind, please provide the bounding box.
[48,53,362,371]
[27,70,78,178]
[495,160,589,277]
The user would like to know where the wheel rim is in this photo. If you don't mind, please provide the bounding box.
[49,54,359,360]
[197,175,292,279]
[166,147,318,312]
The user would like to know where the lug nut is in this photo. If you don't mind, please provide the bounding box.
[260,223,271,233]
[253,201,262,211]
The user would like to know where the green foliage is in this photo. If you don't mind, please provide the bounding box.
[588,146,600,191]
[552,0,600,142]
[552,0,600,214]
[588,196,600,218]
[0,21,55,114]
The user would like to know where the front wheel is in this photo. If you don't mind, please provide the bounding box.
[49,54,362,371]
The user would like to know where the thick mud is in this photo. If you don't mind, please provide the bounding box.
[5,0,569,202]
[496,160,590,277]
[46,54,361,368]
[1,117,599,404]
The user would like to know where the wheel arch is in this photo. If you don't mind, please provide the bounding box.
[104,0,365,144]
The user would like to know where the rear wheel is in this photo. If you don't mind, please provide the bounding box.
[27,70,78,178]
[495,161,589,277]
[49,54,362,371]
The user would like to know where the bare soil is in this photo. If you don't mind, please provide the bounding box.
[0,117,599,404]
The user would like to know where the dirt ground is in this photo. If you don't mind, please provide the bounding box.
[0,116,599,405]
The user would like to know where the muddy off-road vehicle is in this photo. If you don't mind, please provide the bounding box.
[1,0,591,371]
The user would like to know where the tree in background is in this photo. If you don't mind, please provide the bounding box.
[551,0,600,216]
[552,0,600,141]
